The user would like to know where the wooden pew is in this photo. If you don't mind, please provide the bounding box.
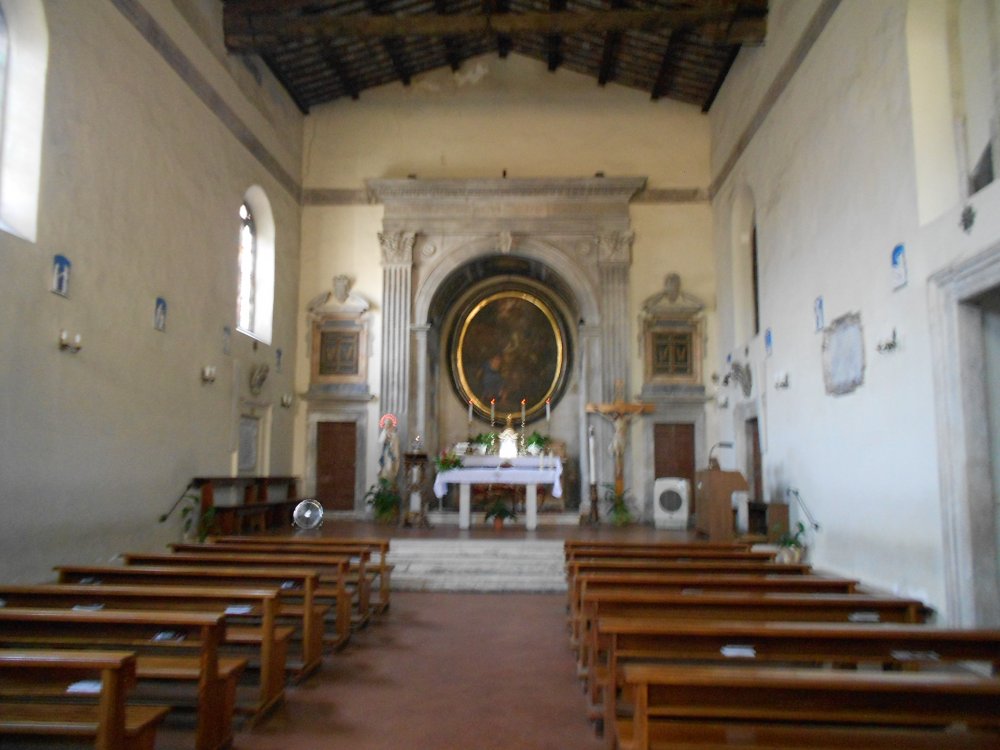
[567,548,777,563]
[617,664,1000,750]
[54,564,324,677]
[120,550,353,646]
[0,648,169,750]
[570,572,860,641]
[167,543,373,628]
[565,541,754,554]
[0,608,242,750]
[597,618,1000,743]
[0,582,290,717]
[577,590,929,676]
[208,535,394,614]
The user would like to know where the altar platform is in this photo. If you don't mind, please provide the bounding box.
[249,519,703,591]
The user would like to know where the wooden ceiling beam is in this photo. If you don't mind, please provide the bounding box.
[650,28,689,101]
[701,43,741,112]
[321,45,361,100]
[487,0,512,58]
[546,0,566,72]
[224,5,767,50]
[435,0,464,71]
[597,0,626,86]
[366,0,413,85]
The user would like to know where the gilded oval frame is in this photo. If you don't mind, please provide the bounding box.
[451,290,568,424]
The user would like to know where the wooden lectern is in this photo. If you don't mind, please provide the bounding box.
[694,468,749,542]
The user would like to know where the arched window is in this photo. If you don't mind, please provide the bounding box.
[237,202,257,333]
[237,186,275,344]
[730,185,759,344]
[0,0,48,243]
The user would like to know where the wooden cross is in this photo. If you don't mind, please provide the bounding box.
[586,381,654,497]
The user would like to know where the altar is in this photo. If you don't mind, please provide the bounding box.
[432,456,563,530]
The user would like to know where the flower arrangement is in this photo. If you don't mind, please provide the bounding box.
[434,450,464,472]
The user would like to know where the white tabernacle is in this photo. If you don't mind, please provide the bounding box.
[432,457,563,530]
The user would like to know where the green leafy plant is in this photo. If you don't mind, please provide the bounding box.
[434,450,464,472]
[525,431,551,450]
[364,478,401,524]
[777,521,807,548]
[483,497,517,524]
[603,484,633,527]
[179,494,217,542]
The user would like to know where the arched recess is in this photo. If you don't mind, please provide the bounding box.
[730,183,759,346]
[0,0,48,242]
[240,185,275,344]
[411,239,600,510]
[413,236,599,326]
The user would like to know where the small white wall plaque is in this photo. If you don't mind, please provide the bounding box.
[891,244,907,290]
[153,297,167,332]
[51,255,71,297]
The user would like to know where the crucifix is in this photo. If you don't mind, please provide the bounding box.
[585,381,654,522]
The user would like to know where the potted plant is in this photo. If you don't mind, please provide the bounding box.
[603,484,633,527]
[434,450,464,472]
[525,431,550,455]
[471,432,497,455]
[483,497,517,530]
[775,521,807,563]
[364,478,401,524]
[179,493,217,542]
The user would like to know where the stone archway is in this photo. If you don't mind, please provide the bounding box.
[369,177,645,511]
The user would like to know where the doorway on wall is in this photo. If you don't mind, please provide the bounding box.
[654,423,695,513]
[929,245,1000,626]
[745,417,763,501]
[316,421,356,511]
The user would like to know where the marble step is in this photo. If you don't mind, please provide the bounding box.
[387,540,568,592]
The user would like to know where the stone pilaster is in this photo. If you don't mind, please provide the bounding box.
[379,231,416,432]
[598,230,634,401]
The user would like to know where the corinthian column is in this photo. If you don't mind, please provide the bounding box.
[378,231,416,427]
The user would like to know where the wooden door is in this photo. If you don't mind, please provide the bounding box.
[316,421,356,511]
[653,423,696,513]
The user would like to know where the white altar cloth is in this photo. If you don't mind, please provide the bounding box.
[433,461,562,530]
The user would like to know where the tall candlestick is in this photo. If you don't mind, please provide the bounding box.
[468,399,473,425]
[588,425,596,485]
[521,398,526,425]
[490,398,495,424]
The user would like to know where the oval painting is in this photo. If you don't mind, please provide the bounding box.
[452,290,567,423]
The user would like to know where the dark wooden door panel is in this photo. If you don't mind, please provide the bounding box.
[653,423,696,513]
[316,421,356,511]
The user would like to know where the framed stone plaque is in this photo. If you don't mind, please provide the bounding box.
[311,314,368,387]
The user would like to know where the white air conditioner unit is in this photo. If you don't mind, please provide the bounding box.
[653,477,690,530]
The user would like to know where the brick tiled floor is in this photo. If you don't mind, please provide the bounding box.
[234,591,605,750]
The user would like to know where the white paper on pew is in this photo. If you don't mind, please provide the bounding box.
[720,645,757,659]
[72,603,105,611]
[848,611,881,623]
[225,605,253,615]
[280,581,298,590]
[891,650,941,662]
[152,630,185,642]
[66,680,102,694]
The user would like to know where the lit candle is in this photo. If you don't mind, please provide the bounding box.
[468,400,473,423]
[588,425,596,485]
[490,398,495,424]
[521,398,526,425]
[545,398,551,422]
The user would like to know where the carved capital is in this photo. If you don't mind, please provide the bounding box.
[378,231,416,265]
[597,230,634,264]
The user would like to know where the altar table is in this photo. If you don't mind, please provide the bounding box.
[432,458,563,530]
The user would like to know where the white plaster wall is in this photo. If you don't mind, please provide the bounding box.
[297,54,715,491]
[0,0,302,581]
[710,0,1000,620]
